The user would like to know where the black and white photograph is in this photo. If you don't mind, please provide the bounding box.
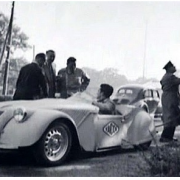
[0,0,180,177]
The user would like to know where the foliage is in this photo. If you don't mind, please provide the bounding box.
[0,57,28,94]
[0,12,31,94]
[0,12,31,55]
[83,67,129,95]
[139,142,180,176]
[83,67,159,96]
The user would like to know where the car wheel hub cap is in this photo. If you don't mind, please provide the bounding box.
[44,127,68,161]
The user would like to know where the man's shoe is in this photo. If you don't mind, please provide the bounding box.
[173,137,178,142]
[160,137,178,143]
[159,137,173,143]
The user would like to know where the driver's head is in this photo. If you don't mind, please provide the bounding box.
[97,84,114,101]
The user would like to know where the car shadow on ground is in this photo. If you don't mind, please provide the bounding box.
[0,150,37,167]
[68,146,140,164]
[0,146,139,167]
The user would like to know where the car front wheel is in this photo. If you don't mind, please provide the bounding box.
[33,122,72,166]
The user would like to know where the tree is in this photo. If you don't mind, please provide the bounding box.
[83,67,129,95]
[0,12,31,94]
[83,66,160,97]
[0,57,28,94]
[0,12,31,55]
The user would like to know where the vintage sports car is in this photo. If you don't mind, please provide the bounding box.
[113,84,162,119]
[0,92,156,166]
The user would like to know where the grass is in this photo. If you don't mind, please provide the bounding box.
[138,140,180,177]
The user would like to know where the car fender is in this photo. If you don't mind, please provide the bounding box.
[134,101,149,113]
[125,108,156,145]
[0,109,77,148]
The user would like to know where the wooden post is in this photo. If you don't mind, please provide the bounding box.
[2,1,15,95]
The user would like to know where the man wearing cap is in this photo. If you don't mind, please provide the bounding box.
[159,61,180,142]
[56,57,90,98]
[13,53,48,100]
[42,50,56,98]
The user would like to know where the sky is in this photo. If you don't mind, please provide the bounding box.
[1,0,180,80]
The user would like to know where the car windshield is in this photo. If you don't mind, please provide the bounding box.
[118,89,133,95]
[115,87,141,102]
[68,91,94,104]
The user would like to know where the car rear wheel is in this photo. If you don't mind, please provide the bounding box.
[33,122,72,166]
[134,140,151,151]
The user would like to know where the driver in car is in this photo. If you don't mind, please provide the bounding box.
[92,84,115,115]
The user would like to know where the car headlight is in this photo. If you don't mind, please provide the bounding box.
[14,107,27,123]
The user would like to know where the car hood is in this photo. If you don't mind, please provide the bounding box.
[0,92,98,113]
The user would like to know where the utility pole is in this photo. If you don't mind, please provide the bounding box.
[2,1,15,95]
[33,45,35,60]
[0,17,9,67]
[143,20,148,81]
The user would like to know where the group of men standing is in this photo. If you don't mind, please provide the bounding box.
[13,50,180,142]
[13,50,116,117]
[13,50,90,100]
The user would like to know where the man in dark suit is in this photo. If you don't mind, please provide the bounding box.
[42,50,56,98]
[13,53,48,100]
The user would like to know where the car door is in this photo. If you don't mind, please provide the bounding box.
[94,114,133,150]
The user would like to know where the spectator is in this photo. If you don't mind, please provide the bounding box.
[56,57,90,98]
[42,50,56,98]
[13,53,48,100]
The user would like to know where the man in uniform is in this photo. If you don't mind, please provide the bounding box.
[56,57,90,98]
[160,61,180,142]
